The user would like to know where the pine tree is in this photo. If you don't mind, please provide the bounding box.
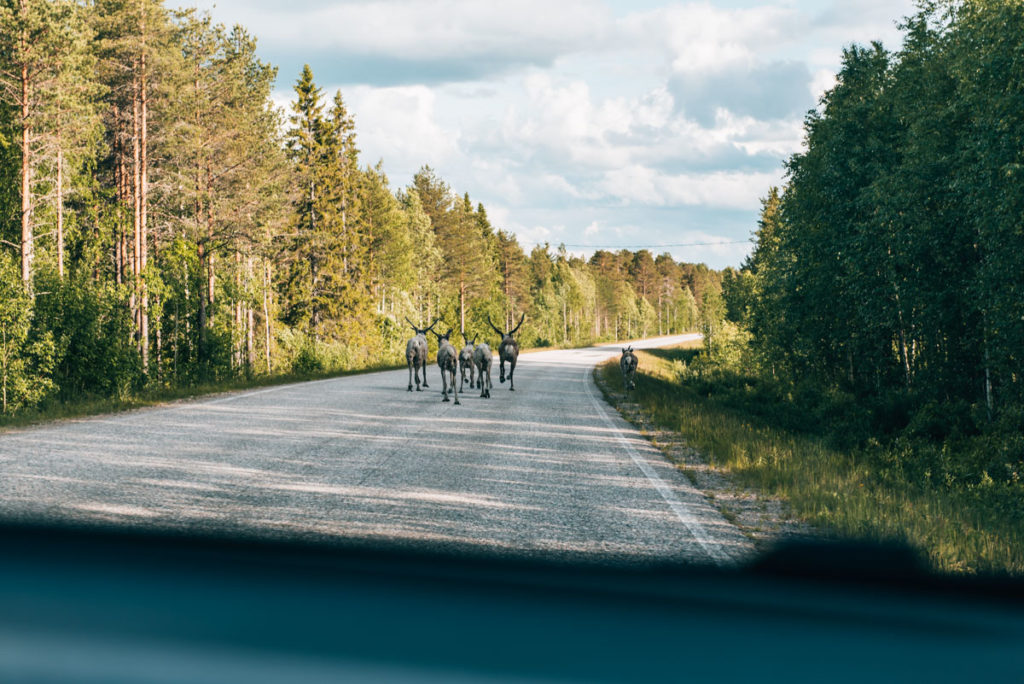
[94,0,177,374]
[283,64,327,335]
[0,0,93,288]
[495,229,530,332]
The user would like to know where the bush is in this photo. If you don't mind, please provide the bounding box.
[0,259,56,413]
[33,273,141,400]
[693,321,753,376]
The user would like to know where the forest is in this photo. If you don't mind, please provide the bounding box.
[720,0,1024,494]
[0,0,720,415]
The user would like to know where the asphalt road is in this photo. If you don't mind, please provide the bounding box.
[0,335,753,564]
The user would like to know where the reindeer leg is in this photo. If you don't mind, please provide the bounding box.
[499,358,505,383]
[509,359,516,391]
[442,366,449,402]
[408,361,414,392]
[452,368,460,405]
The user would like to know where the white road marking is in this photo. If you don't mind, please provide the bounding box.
[581,364,734,565]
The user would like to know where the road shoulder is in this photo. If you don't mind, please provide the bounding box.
[593,370,815,552]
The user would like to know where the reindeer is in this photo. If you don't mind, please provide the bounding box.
[474,342,493,398]
[405,317,438,392]
[459,333,477,392]
[433,328,460,405]
[486,313,525,391]
[620,346,638,391]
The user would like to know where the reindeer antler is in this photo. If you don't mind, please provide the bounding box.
[405,316,420,332]
[485,315,504,336]
[510,313,526,335]
[423,317,441,334]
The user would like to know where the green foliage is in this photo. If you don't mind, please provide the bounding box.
[694,321,753,376]
[33,271,140,400]
[0,258,54,413]
[698,286,725,338]
[600,346,1024,575]
[721,267,755,326]
[742,2,1024,505]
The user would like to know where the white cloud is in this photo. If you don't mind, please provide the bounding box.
[599,166,782,210]
[673,231,753,265]
[230,0,612,62]
[184,0,921,268]
[514,223,555,247]
[810,68,838,102]
[623,2,801,75]
[341,85,459,171]
[538,174,599,200]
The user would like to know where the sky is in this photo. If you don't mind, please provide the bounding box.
[182,0,917,269]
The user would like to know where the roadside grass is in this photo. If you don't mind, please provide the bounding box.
[598,342,1024,575]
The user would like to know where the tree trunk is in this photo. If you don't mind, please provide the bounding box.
[154,294,161,380]
[459,279,465,333]
[56,142,64,279]
[19,40,32,289]
[197,239,208,360]
[263,261,272,374]
[132,75,142,347]
[140,38,150,374]
[113,115,126,286]
[173,298,179,378]
[562,298,567,344]
[234,251,242,369]
[207,164,215,324]
[247,306,255,372]
[658,291,663,336]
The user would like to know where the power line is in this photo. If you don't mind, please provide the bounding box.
[558,240,750,250]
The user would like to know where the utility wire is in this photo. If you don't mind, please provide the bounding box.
[558,239,749,249]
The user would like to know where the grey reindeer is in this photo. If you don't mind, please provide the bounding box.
[433,328,460,405]
[474,341,493,398]
[620,346,638,391]
[458,333,477,392]
[486,313,525,391]
[405,317,439,392]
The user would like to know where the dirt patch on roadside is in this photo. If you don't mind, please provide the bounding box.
[595,374,815,551]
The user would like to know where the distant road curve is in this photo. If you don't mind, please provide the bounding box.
[0,334,752,564]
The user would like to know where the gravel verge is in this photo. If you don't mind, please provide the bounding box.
[594,371,816,551]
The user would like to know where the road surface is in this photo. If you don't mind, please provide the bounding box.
[0,335,753,564]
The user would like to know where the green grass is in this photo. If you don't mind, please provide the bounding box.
[598,342,1024,576]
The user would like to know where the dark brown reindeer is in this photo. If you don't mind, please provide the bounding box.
[486,313,525,391]
[405,317,438,392]
[620,346,638,391]
[433,327,460,405]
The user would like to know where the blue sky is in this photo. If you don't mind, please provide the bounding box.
[184,0,917,268]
